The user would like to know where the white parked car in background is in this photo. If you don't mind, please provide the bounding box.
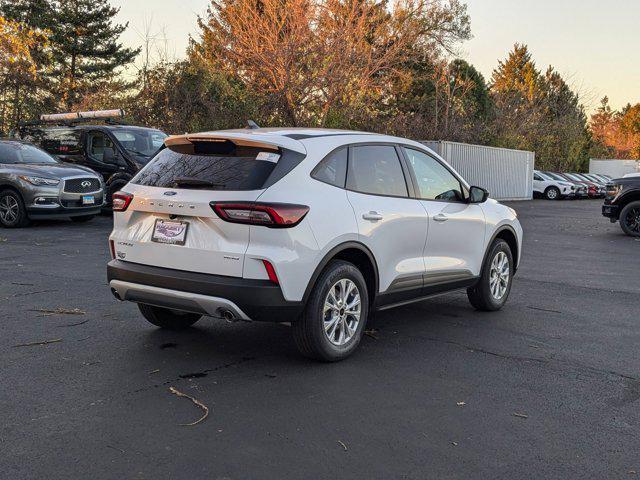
[107,128,523,361]
[533,170,575,200]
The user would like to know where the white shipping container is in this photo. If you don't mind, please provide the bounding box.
[421,141,534,201]
[589,159,640,179]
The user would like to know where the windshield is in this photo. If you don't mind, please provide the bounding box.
[0,142,58,164]
[112,129,167,160]
[544,172,565,181]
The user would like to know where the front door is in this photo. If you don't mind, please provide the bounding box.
[402,147,486,284]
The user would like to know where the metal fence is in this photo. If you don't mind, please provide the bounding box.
[421,141,534,201]
[589,159,640,178]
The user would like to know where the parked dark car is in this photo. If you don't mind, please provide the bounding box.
[602,176,640,236]
[0,139,104,227]
[19,120,166,208]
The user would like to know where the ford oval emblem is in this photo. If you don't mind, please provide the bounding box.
[163,191,177,196]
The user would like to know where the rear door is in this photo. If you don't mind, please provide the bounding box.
[112,143,289,277]
[345,144,427,294]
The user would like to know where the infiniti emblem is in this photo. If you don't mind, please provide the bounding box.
[163,191,177,196]
[81,180,91,188]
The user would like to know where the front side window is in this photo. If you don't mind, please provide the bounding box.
[534,173,543,181]
[87,132,115,162]
[311,147,347,187]
[404,148,464,202]
[0,142,58,164]
[112,128,167,160]
[346,145,408,197]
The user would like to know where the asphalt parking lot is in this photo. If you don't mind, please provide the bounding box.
[1,199,638,479]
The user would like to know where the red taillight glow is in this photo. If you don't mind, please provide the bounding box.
[211,202,309,228]
[262,260,279,284]
[112,192,133,212]
[109,239,115,259]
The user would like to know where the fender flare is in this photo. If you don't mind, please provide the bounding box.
[301,241,379,305]
[481,224,520,273]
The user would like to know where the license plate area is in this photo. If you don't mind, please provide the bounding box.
[151,219,189,246]
[81,195,95,205]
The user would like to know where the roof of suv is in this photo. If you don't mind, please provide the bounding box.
[165,127,402,156]
[166,128,378,155]
[218,127,374,140]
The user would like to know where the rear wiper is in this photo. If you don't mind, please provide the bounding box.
[172,177,225,189]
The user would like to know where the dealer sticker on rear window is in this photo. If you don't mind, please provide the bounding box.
[256,152,281,163]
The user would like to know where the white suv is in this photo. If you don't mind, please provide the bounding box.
[108,128,523,361]
[533,170,576,200]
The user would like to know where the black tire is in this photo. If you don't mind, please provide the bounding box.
[137,304,202,330]
[544,186,560,200]
[70,215,95,223]
[619,200,640,237]
[0,190,30,228]
[467,239,514,312]
[292,260,369,362]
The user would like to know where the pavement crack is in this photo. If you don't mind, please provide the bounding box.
[420,335,639,383]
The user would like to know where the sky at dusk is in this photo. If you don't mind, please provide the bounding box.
[111,0,640,112]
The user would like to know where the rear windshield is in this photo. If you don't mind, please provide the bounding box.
[131,147,279,191]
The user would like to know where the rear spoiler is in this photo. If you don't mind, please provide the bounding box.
[165,132,307,155]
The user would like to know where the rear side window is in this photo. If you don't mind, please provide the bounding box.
[132,147,279,191]
[311,148,347,187]
[347,145,408,197]
[23,128,83,155]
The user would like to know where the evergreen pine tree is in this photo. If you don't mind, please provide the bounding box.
[50,0,140,109]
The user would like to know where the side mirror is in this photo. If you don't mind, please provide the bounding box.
[469,186,489,203]
[103,147,116,164]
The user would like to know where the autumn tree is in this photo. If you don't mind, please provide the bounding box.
[0,15,47,133]
[193,0,471,127]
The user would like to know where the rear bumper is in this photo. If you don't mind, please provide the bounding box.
[107,260,303,322]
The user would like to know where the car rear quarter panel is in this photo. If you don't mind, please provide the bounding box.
[250,137,363,302]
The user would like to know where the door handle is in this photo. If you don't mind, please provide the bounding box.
[433,213,449,222]
[362,211,383,221]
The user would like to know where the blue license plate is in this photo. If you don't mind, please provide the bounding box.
[82,195,95,205]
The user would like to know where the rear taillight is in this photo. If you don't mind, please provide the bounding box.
[112,192,133,212]
[211,202,309,228]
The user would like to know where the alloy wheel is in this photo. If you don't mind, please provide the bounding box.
[624,207,640,233]
[489,251,510,300]
[323,279,361,346]
[0,195,19,225]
